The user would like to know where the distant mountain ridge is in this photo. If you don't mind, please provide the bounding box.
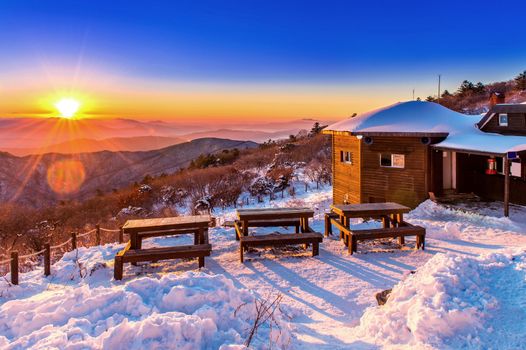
[0,117,330,150]
[0,138,257,207]
[3,136,187,156]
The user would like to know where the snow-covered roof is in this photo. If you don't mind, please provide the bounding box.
[435,131,526,154]
[325,101,471,134]
[325,100,526,155]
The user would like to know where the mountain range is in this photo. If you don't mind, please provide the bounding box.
[0,117,327,154]
[0,138,257,207]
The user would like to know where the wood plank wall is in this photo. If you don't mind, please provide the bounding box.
[360,136,429,208]
[481,113,526,136]
[332,135,361,204]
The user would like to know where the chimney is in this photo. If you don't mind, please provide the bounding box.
[489,91,505,107]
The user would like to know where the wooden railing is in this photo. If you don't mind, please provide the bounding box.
[0,225,124,285]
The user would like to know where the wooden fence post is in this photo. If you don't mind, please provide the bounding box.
[71,232,77,250]
[10,251,18,285]
[44,244,51,276]
[95,224,101,246]
[119,227,124,244]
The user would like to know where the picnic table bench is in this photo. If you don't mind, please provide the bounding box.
[114,215,213,280]
[235,207,322,262]
[326,203,426,254]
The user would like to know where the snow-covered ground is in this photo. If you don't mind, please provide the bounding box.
[1,185,526,349]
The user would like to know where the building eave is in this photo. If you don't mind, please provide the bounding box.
[322,130,449,137]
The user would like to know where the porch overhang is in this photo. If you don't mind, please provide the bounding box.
[430,145,506,157]
[323,130,449,138]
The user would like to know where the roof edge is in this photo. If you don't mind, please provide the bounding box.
[322,130,449,137]
[431,145,506,157]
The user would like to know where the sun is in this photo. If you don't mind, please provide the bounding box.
[55,98,81,119]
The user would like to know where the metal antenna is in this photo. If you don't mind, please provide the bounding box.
[437,74,441,104]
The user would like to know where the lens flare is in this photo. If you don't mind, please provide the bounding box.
[55,98,80,118]
[46,160,86,194]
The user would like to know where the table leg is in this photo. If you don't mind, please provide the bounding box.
[382,216,391,228]
[130,233,138,266]
[198,227,204,244]
[242,220,249,237]
[130,233,137,250]
[300,217,307,233]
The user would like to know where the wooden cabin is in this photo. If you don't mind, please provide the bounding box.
[324,98,526,216]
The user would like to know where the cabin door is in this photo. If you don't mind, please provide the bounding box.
[442,151,457,190]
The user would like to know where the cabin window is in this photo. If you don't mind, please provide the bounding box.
[498,114,508,126]
[340,151,352,164]
[380,153,405,168]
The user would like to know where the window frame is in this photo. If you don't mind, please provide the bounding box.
[498,114,508,126]
[340,150,352,164]
[379,153,405,169]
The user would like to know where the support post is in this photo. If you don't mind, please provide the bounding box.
[95,224,101,246]
[71,232,77,250]
[44,244,51,276]
[504,157,510,217]
[114,255,123,280]
[10,251,18,285]
[119,227,124,244]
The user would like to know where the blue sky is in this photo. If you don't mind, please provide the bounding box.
[1,0,525,119]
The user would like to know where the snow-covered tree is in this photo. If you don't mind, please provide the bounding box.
[515,71,526,91]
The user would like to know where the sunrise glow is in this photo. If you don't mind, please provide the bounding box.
[55,98,80,119]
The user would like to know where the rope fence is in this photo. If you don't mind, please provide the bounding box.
[1,225,124,285]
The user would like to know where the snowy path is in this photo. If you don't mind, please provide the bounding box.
[1,187,526,349]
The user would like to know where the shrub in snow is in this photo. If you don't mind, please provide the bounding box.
[138,184,152,194]
[194,196,212,213]
[248,177,274,196]
[272,175,289,192]
[117,206,151,218]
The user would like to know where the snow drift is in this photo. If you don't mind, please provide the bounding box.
[353,250,526,349]
[0,246,293,349]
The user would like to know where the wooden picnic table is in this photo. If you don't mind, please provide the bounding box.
[236,207,314,237]
[327,202,422,254]
[122,215,211,249]
[115,215,213,279]
[235,207,322,262]
[330,202,410,229]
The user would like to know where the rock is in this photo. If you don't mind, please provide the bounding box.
[375,289,392,306]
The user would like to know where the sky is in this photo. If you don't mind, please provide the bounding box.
[1,0,525,122]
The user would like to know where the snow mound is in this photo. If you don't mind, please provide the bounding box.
[353,250,526,349]
[0,247,293,349]
[408,200,521,232]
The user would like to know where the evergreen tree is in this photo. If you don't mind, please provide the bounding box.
[474,82,485,94]
[425,96,436,102]
[457,80,475,95]
[441,90,451,97]
[309,122,327,136]
[515,71,526,91]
